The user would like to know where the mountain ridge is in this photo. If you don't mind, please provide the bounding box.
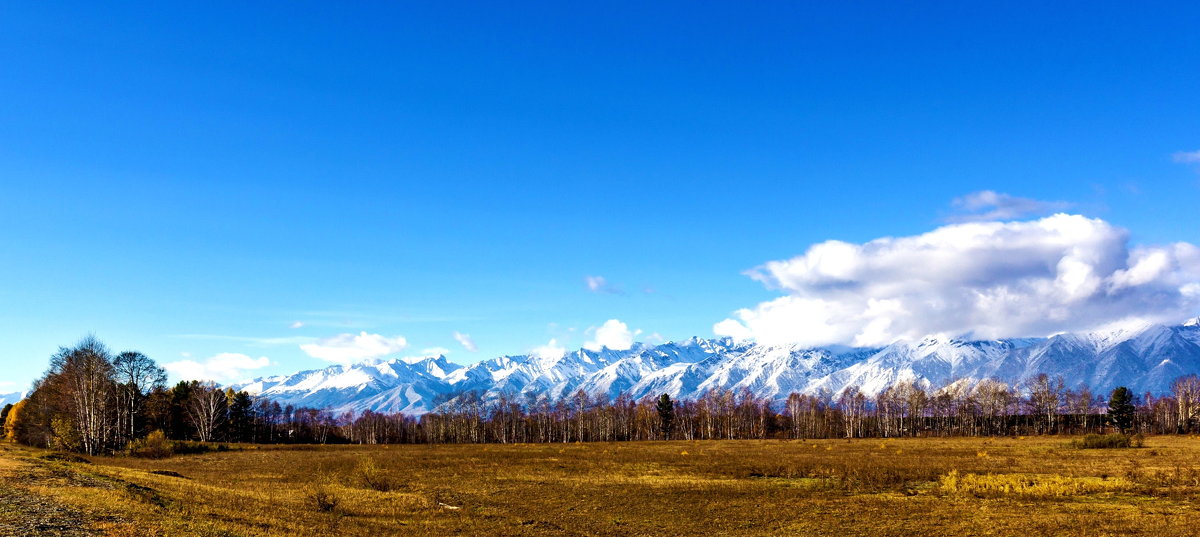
[231,322,1200,416]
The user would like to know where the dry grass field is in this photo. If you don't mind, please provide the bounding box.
[5,436,1200,536]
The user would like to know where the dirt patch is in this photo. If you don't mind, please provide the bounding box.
[0,485,96,537]
[0,447,109,536]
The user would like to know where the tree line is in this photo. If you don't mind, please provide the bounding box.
[1,336,340,453]
[357,378,1149,444]
[4,336,1200,454]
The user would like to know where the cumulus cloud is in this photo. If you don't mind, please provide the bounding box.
[1172,150,1200,164]
[948,191,1071,222]
[584,319,642,351]
[585,275,624,295]
[299,332,409,364]
[453,331,478,352]
[289,321,304,329]
[164,353,271,383]
[715,214,1200,347]
[531,338,567,360]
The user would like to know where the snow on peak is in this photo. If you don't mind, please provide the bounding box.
[234,327,1200,417]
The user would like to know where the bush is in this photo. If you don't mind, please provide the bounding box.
[305,478,341,512]
[355,457,398,492]
[127,432,238,459]
[169,441,197,454]
[128,430,175,459]
[177,441,237,454]
[1070,434,1134,449]
[39,452,91,464]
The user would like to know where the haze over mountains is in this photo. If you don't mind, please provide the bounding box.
[232,319,1200,416]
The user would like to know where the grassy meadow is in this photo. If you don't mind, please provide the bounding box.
[5,436,1200,536]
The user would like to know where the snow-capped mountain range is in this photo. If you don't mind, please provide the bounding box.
[233,320,1200,416]
[0,392,24,407]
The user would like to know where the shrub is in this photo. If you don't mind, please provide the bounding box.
[40,452,91,464]
[172,441,234,455]
[127,433,238,459]
[1070,434,1133,449]
[305,478,341,513]
[128,430,175,459]
[354,457,397,492]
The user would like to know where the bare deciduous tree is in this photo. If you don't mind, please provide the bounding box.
[1172,375,1200,433]
[113,351,166,444]
[49,336,116,455]
[186,382,227,442]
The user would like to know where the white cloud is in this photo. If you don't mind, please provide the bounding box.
[584,319,641,351]
[531,338,567,360]
[585,275,624,295]
[1172,150,1200,164]
[289,321,305,329]
[299,331,409,364]
[949,191,1071,222]
[715,214,1200,347]
[453,331,478,352]
[164,353,271,383]
[586,275,606,292]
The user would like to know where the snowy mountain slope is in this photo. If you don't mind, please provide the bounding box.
[231,355,462,415]
[232,322,1200,416]
[0,392,24,406]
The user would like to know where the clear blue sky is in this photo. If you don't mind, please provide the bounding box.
[2,2,1199,391]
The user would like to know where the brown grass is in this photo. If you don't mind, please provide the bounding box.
[5,436,1200,536]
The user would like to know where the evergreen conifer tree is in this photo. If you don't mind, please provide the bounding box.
[1107,386,1135,434]
[656,393,674,440]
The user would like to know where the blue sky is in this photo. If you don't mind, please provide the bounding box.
[2,2,1199,391]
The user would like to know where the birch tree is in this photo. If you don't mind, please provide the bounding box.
[1172,375,1200,433]
[186,382,227,442]
[49,336,116,455]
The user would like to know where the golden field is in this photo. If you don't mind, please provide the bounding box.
[4,436,1200,536]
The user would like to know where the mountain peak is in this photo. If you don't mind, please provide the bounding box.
[399,354,449,365]
[233,329,1200,417]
